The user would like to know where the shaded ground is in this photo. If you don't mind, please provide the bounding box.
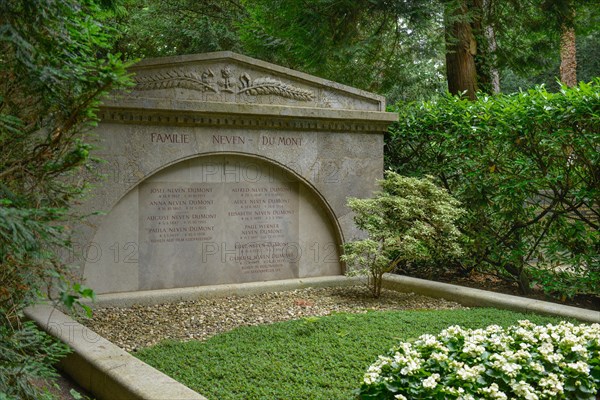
[423,270,600,312]
[35,373,94,400]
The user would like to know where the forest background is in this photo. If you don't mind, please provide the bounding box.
[114,0,600,101]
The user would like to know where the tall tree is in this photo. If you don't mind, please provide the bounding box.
[240,0,448,101]
[112,0,246,58]
[481,0,501,93]
[554,0,578,87]
[444,0,478,99]
[116,0,599,100]
[498,0,599,92]
[560,25,577,86]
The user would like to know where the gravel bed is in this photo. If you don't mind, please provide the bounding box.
[80,285,464,352]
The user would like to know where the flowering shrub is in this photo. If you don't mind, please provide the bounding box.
[358,320,600,399]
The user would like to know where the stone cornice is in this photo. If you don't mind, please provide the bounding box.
[99,99,397,132]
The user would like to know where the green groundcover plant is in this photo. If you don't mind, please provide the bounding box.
[358,320,600,400]
[136,308,571,400]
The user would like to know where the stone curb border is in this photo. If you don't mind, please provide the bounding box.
[382,274,599,323]
[25,304,207,400]
[25,275,599,400]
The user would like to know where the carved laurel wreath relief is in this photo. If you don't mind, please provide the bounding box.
[134,66,315,101]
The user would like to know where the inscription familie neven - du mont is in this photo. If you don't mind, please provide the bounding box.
[149,132,302,146]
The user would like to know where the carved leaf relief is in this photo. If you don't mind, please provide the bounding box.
[134,66,315,101]
[238,73,314,101]
[134,69,217,92]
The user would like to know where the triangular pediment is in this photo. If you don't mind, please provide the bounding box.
[115,51,385,112]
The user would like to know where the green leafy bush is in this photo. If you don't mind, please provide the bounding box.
[358,320,600,399]
[1,0,130,398]
[386,81,600,298]
[0,322,69,400]
[342,172,465,297]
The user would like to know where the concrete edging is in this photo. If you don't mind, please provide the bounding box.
[24,305,207,400]
[382,274,599,323]
[26,274,598,400]
[24,276,361,400]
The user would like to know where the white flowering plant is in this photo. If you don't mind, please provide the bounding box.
[358,320,600,400]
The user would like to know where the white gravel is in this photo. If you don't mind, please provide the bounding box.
[80,285,464,352]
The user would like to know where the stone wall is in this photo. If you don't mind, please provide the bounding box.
[74,52,397,294]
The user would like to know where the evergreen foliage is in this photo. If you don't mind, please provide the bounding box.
[498,1,600,92]
[0,0,130,397]
[112,0,246,58]
[240,0,446,102]
[108,0,599,99]
[386,81,600,298]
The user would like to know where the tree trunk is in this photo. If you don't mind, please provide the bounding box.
[503,262,532,295]
[485,26,500,93]
[370,271,383,298]
[560,24,577,87]
[444,0,478,100]
[470,0,500,94]
[516,269,532,295]
[483,0,500,93]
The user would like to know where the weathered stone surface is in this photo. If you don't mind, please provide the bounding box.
[75,52,397,294]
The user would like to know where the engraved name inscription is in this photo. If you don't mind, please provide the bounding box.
[139,176,299,279]
[211,134,302,146]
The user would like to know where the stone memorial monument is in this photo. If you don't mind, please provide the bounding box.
[76,52,397,294]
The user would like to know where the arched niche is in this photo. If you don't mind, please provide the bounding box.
[83,153,342,294]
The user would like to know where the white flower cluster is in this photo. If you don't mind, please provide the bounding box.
[360,320,600,399]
